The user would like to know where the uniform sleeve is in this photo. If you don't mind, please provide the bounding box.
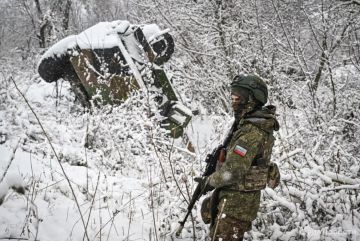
[208,124,266,188]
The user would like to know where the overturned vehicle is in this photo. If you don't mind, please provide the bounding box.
[38,20,192,138]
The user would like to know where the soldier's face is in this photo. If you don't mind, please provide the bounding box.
[231,94,246,113]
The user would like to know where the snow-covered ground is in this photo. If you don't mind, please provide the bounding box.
[1,53,360,241]
[0,60,219,240]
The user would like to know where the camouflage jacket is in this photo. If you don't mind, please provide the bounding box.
[208,105,279,221]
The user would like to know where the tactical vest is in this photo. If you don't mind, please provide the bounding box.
[241,124,276,191]
[227,109,280,191]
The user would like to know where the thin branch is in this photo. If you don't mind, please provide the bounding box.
[327,64,337,116]
[37,178,65,191]
[321,184,360,192]
[177,44,228,60]
[302,7,324,52]
[34,0,43,16]
[271,0,311,84]
[271,0,294,54]
[337,0,360,6]
[0,138,21,184]
[187,15,221,32]
[155,140,196,157]
[167,138,190,205]
[83,172,101,241]
[184,180,196,241]
[0,237,38,241]
[92,191,146,239]
[11,77,90,241]
[211,199,227,241]
[150,129,168,182]
[21,0,37,33]
[149,169,159,241]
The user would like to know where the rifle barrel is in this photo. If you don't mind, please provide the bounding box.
[175,146,219,237]
[175,182,203,237]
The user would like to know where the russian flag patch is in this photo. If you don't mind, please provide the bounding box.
[234,145,247,157]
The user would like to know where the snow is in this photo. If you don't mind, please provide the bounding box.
[39,35,77,60]
[76,20,130,50]
[172,102,193,117]
[170,112,187,126]
[142,24,170,44]
[2,17,360,241]
[0,143,153,240]
[1,70,221,240]
[39,20,168,67]
[221,171,232,182]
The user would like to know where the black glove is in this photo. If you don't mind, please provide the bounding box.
[194,176,214,194]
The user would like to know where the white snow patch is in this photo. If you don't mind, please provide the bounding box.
[222,171,232,182]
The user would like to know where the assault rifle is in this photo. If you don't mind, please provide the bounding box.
[175,145,223,237]
[175,122,236,237]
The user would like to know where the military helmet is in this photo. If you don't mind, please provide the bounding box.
[231,74,268,105]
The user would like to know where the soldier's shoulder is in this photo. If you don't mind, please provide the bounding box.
[234,121,267,141]
[242,106,280,134]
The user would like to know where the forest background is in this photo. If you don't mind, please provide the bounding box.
[0,0,359,240]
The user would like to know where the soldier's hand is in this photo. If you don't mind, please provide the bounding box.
[194,177,214,194]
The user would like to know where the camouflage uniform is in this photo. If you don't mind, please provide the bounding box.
[207,105,279,240]
[197,74,280,240]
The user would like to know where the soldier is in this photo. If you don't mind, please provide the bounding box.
[200,74,280,241]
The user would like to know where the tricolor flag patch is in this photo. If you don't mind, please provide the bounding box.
[234,145,247,157]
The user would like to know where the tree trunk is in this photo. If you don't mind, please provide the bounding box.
[62,0,72,31]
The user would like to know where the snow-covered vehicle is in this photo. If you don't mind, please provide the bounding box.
[37,20,192,138]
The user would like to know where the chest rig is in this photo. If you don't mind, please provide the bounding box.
[223,108,280,191]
